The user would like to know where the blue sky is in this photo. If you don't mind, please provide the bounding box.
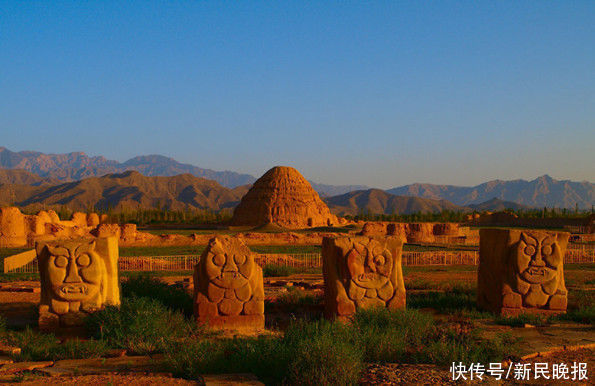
[1,1,593,188]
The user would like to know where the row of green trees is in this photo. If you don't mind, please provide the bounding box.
[23,204,593,226]
[343,206,593,223]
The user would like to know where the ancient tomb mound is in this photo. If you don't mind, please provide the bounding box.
[230,166,337,229]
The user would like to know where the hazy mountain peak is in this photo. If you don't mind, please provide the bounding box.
[388,175,594,209]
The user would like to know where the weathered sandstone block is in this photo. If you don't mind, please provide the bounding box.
[358,222,386,237]
[47,210,61,223]
[478,228,569,315]
[93,224,121,239]
[432,223,459,236]
[71,212,88,228]
[405,223,435,243]
[87,213,100,227]
[120,224,137,241]
[26,215,46,236]
[37,211,52,224]
[0,207,27,247]
[194,236,264,331]
[323,236,405,319]
[36,237,120,331]
[386,223,407,243]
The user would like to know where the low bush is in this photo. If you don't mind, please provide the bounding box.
[121,275,194,316]
[408,286,476,313]
[87,297,194,355]
[269,287,323,308]
[165,307,516,384]
[352,308,433,362]
[165,319,363,385]
[285,320,364,385]
[495,313,550,327]
[262,264,298,277]
[422,328,517,366]
[5,328,109,361]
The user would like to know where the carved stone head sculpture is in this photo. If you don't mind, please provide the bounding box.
[323,236,405,319]
[478,229,569,315]
[36,237,120,330]
[194,236,264,331]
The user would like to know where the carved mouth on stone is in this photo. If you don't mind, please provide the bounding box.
[526,267,546,276]
[219,272,239,280]
[357,273,380,282]
[60,284,88,295]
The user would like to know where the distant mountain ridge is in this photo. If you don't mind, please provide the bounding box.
[0,169,580,215]
[0,170,247,212]
[387,175,594,209]
[325,189,468,216]
[0,147,255,188]
[1,148,592,209]
[0,147,362,195]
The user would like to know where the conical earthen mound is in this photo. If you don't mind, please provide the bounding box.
[231,166,337,228]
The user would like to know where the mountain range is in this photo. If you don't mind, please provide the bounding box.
[0,170,476,214]
[0,147,592,210]
[324,189,469,216]
[0,170,249,212]
[0,147,364,196]
[387,175,594,209]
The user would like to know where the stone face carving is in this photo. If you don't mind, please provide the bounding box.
[323,236,405,319]
[36,237,120,330]
[194,236,264,331]
[478,229,569,315]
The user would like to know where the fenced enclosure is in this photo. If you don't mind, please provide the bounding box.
[5,248,593,274]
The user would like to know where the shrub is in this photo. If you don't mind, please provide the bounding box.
[286,329,363,385]
[165,319,363,385]
[351,308,433,362]
[87,297,194,355]
[164,308,516,384]
[270,287,323,308]
[423,329,517,366]
[408,287,476,313]
[121,275,193,317]
[558,306,595,325]
[262,264,297,277]
[495,313,550,327]
[6,328,109,361]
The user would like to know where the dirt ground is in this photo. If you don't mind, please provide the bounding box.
[360,348,594,385]
[0,267,592,384]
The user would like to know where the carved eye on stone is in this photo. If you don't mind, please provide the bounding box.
[373,255,385,266]
[524,245,536,256]
[212,254,225,266]
[542,244,553,256]
[234,254,246,265]
[77,254,91,267]
[54,255,68,268]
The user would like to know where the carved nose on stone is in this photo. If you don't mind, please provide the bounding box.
[365,255,377,273]
[531,250,546,267]
[222,254,238,272]
[64,259,83,283]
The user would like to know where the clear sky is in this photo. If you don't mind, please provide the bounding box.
[1,1,593,188]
